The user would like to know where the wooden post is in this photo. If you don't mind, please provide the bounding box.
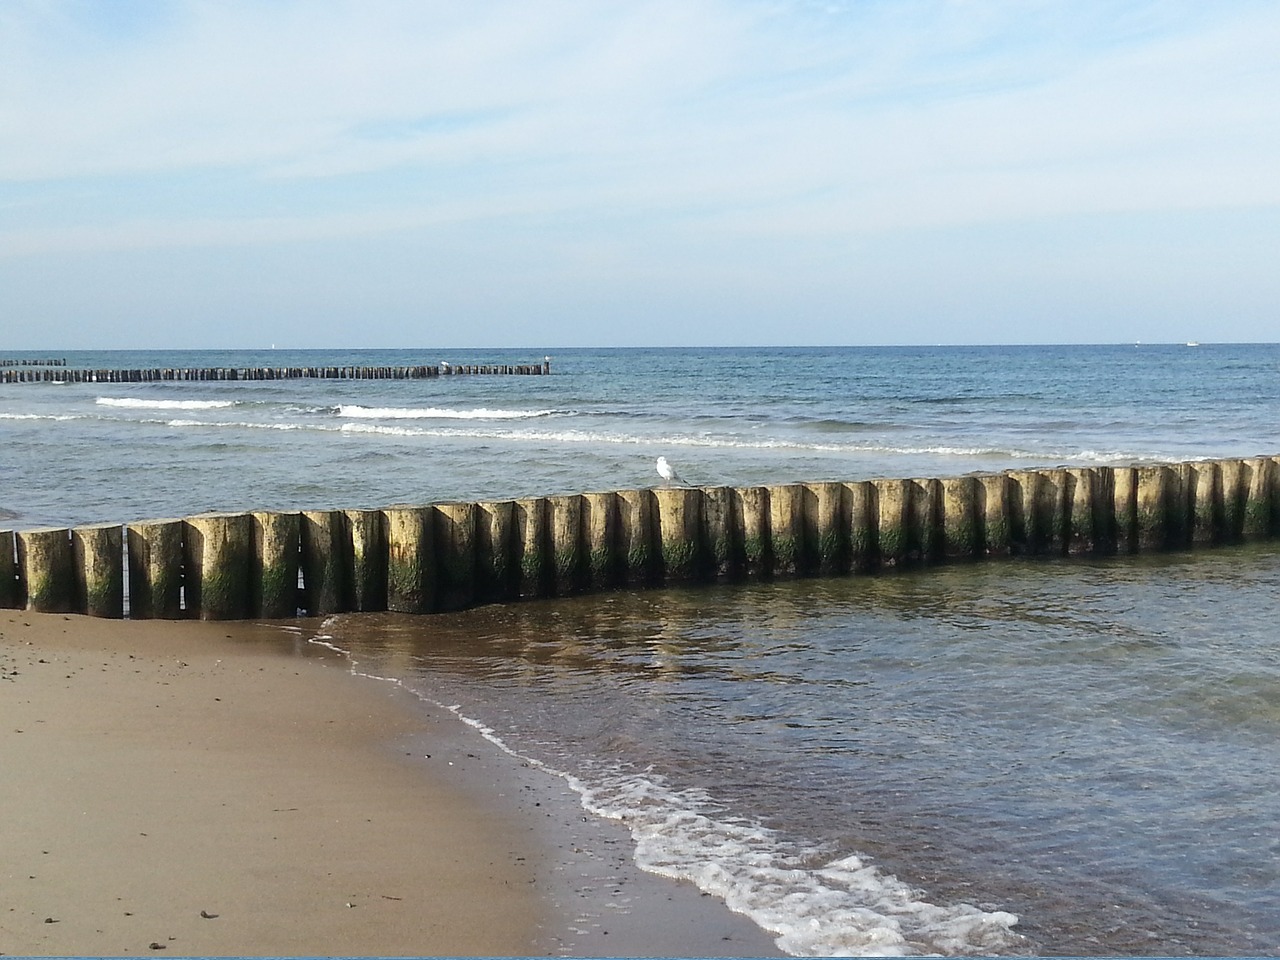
[1065,467,1104,555]
[252,511,300,618]
[433,502,478,611]
[805,482,848,575]
[73,523,124,618]
[873,478,908,566]
[653,486,704,583]
[476,500,517,603]
[547,495,585,596]
[1190,462,1220,545]
[17,528,77,613]
[978,474,1011,556]
[846,481,876,572]
[0,530,18,609]
[1113,467,1138,554]
[616,489,658,586]
[908,478,942,563]
[383,506,435,614]
[300,510,353,616]
[344,509,387,612]
[1168,462,1195,548]
[768,483,809,577]
[732,487,770,579]
[1135,465,1171,550]
[1219,459,1246,543]
[582,492,620,591]
[127,519,184,619]
[183,513,254,620]
[1242,457,1274,540]
[941,476,979,560]
[700,486,740,580]
[513,497,550,599]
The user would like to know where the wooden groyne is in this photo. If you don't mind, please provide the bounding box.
[2,456,1277,620]
[0,360,550,384]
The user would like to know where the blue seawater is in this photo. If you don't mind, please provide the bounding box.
[4,343,1280,954]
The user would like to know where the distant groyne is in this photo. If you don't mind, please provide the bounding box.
[3,456,1277,620]
[0,360,550,383]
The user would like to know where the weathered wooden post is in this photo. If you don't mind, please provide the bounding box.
[1135,465,1172,550]
[476,500,517,603]
[805,482,848,575]
[1066,467,1111,555]
[383,506,435,614]
[1243,457,1274,540]
[251,511,299,618]
[433,502,478,611]
[513,497,550,599]
[1169,462,1195,548]
[1219,459,1247,543]
[127,519,184,618]
[874,478,909,566]
[1189,462,1220,546]
[908,478,943,563]
[941,476,980,560]
[582,492,620,591]
[700,486,740,580]
[768,483,810,577]
[73,523,124,618]
[300,510,353,615]
[547,495,585,596]
[0,530,17,608]
[732,486,770,579]
[616,489,658,586]
[653,486,704,583]
[184,513,254,620]
[17,528,77,613]
[846,481,876,572]
[1113,467,1138,553]
[978,474,1011,556]
[345,509,387,612]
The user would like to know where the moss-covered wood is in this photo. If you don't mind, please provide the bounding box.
[127,519,184,618]
[18,527,77,614]
[383,506,434,614]
[73,523,124,618]
[183,513,253,620]
[433,502,478,611]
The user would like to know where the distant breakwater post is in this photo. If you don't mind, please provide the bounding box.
[2,457,1279,620]
[0,360,551,383]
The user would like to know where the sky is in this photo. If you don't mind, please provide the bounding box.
[2,0,1278,349]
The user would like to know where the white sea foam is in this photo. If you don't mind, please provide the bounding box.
[336,404,556,420]
[305,624,1023,958]
[97,397,236,410]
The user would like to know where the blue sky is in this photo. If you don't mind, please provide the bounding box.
[2,0,1277,348]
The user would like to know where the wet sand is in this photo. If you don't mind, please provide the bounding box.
[0,609,782,958]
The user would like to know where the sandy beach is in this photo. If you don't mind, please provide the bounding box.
[0,608,782,958]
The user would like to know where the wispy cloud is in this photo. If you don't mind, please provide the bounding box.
[2,1,1278,344]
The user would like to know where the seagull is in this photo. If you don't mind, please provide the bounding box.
[656,456,684,486]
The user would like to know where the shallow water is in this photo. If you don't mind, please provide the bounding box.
[318,543,1280,956]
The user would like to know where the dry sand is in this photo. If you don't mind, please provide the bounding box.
[0,609,784,958]
[0,609,544,957]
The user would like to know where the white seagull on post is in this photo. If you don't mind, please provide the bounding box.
[656,456,684,487]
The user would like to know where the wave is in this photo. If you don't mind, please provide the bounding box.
[336,404,558,420]
[140,416,1155,466]
[307,626,1024,958]
[97,397,237,410]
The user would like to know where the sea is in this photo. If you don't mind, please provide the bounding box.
[3,343,1280,955]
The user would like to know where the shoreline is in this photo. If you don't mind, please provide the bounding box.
[0,609,782,958]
